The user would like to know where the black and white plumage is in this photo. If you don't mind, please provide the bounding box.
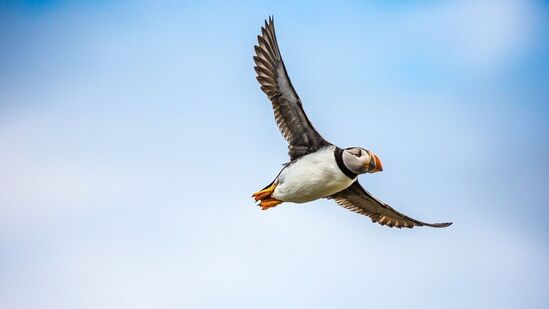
[252,17,452,229]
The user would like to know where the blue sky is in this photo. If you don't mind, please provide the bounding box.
[0,1,548,308]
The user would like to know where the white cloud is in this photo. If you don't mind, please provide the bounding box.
[0,211,547,308]
[0,116,137,232]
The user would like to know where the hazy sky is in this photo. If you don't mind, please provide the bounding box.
[1,1,548,308]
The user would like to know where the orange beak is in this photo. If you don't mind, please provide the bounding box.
[371,153,383,173]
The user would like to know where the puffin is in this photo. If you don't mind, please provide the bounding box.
[252,17,452,228]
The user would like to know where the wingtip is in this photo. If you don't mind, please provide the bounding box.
[265,15,274,26]
[430,222,453,228]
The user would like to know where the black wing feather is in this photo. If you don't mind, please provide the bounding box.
[254,17,330,160]
[328,181,452,229]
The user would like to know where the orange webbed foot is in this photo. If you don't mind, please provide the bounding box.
[259,198,283,210]
[252,182,283,210]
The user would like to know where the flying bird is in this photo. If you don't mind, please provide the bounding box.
[252,17,452,228]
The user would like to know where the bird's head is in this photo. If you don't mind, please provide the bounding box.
[342,147,383,174]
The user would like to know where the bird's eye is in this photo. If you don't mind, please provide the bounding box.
[356,149,362,157]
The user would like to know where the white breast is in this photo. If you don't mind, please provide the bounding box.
[272,146,356,203]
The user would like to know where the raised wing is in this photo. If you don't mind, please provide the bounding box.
[254,17,330,160]
[328,181,452,228]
